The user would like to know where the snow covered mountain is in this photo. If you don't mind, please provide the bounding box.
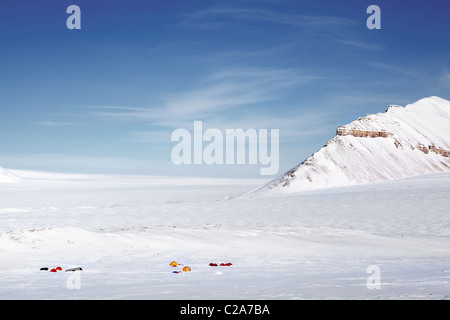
[0,167,20,183]
[245,96,450,195]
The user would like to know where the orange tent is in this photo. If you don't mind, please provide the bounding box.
[182,266,191,272]
[170,261,178,267]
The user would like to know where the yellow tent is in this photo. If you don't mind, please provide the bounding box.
[182,266,191,272]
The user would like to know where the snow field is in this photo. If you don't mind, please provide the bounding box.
[0,170,449,299]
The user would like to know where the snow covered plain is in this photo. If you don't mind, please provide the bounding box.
[0,169,449,300]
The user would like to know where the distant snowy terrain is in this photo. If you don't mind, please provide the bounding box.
[0,170,449,299]
[245,96,450,196]
[0,167,20,183]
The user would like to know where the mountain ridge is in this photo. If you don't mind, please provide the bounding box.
[243,96,450,196]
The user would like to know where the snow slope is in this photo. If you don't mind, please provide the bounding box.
[0,166,20,183]
[0,170,449,299]
[246,96,450,196]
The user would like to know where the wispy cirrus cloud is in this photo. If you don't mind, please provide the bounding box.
[369,62,419,77]
[128,130,172,144]
[180,7,354,30]
[179,6,380,53]
[37,121,76,127]
[89,67,316,128]
[437,69,450,89]
[337,39,384,51]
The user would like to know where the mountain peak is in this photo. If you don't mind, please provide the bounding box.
[245,96,450,196]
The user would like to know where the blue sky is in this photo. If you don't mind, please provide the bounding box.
[0,0,449,178]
